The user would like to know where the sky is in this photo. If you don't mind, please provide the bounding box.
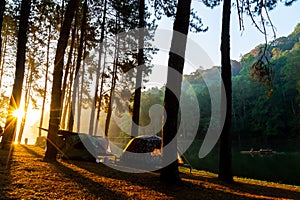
[153,0,300,68]
[19,0,300,143]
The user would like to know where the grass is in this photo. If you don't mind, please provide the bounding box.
[0,145,299,199]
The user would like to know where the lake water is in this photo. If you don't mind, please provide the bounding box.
[183,140,300,185]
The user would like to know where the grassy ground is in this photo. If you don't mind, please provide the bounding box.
[0,145,299,200]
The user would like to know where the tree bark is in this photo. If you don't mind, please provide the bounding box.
[160,0,191,183]
[104,8,121,138]
[17,52,34,144]
[68,0,87,132]
[66,54,76,131]
[0,0,5,57]
[89,0,107,136]
[77,46,86,132]
[131,0,145,137]
[218,0,233,182]
[60,19,77,129]
[105,17,119,137]
[59,0,65,28]
[105,49,118,137]
[0,34,7,88]
[44,0,79,161]
[39,25,51,137]
[95,42,108,135]
[1,0,31,150]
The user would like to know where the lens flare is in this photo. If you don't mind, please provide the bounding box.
[12,109,24,119]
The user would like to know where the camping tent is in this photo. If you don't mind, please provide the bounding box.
[57,130,110,162]
[120,135,185,170]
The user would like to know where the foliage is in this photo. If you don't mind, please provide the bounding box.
[232,24,300,140]
[138,23,300,142]
[149,0,209,32]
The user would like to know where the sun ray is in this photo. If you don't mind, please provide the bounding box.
[12,109,24,120]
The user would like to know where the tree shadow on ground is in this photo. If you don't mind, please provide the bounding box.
[61,160,239,199]
[19,145,300,199]
[49,161,128,199]
[0,146,14,199]
[19,145,128,199]
[69,160,299,200]
[20,145,43,159]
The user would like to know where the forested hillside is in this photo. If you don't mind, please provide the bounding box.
[140,23,300,143]
[232,23,300,141]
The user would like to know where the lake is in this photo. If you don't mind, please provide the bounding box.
[183,139,300,185]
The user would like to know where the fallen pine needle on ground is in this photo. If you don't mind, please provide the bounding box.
[0,145,299,199]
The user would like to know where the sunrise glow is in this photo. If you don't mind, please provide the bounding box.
[12,109,24,120]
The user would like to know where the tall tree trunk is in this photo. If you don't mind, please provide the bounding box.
[44,0,79,161]
[94,42,108,135]
[60,19,77,129]
[17,52,34,144]
[60,0,65,28]
[0,0,5,57]
[17,91,30,144]
[160,0,191,182]
[105,20,119,137]
[68,0,87,132]
[104,56,118,137]
[218,0,233,182]
[0,0,6,89]
[131,0,145,137]
[77,47,86,132]
[66,55,76,131]
[88,47,101,135]
[1,0,31,150]
[0,34,7,89]
[39,25,51,137]
[89,0,107,136]
[61,95,69,129]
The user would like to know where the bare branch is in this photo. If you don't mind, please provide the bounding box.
[263,4,277,39]
[245,0,265,34]
[236,0,244,31]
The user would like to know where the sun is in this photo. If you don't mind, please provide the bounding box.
[12,109,24,119]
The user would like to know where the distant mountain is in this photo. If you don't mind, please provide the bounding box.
[182,23,300,139]
[272,23,300,51]
[242,23,300,60]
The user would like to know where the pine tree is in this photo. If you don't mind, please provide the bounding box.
[160,0,191,183]
[0,0,5,57]
[44,0,80,161]
[1,0,31,150]
[218,0,233,182]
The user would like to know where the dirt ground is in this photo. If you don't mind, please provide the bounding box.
[0,145,299,199]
